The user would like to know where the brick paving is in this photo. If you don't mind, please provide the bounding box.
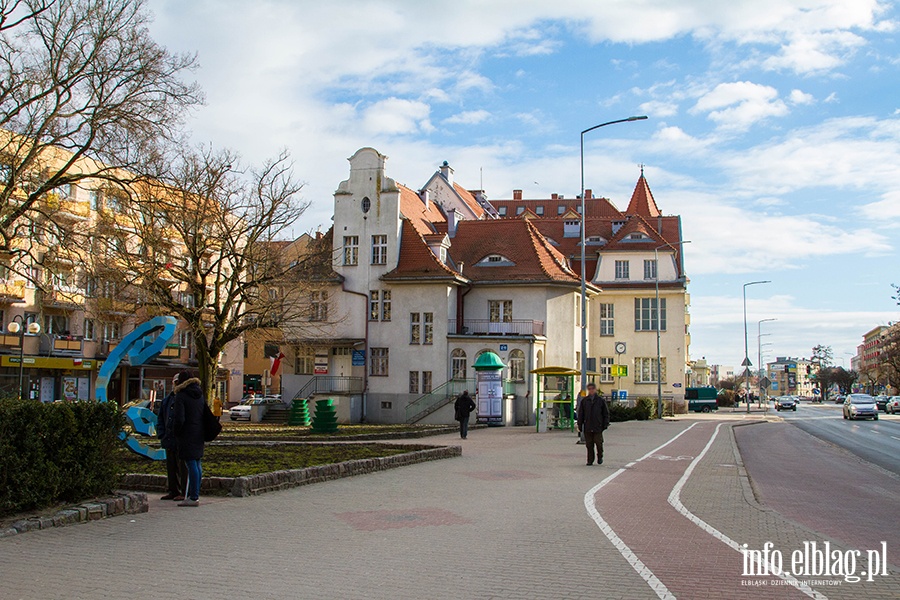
[1,419,898,599]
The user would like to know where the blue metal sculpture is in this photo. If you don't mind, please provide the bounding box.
[96,315,179,461]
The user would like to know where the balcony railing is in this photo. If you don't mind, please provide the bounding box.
[46,287,85,308]
[448,319,545,336]
[0,279,25,301]
[292,375,365,401]
[41,335,84,356]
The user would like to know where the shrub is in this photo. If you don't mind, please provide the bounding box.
[607,397,656,422]
[0,399,124,517]
[635,397,656,420]
[717,390,736,407]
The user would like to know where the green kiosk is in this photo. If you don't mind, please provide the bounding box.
[473,351,505,426]
[532,366,578,432]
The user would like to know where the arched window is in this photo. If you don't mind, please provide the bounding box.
[509,349,525,382]
[361,196,371,213]
[536,350,544,370]
[451,349,467,380]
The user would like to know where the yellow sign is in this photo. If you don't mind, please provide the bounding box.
[1,356,98,370]
[612,365,628,377]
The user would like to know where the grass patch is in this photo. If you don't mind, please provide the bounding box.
[118,443,419,478]
[217,422,450,439]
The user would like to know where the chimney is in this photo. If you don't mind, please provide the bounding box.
[439,160,453,185]
[458,262,464,274]
[447,209,460,238]
[513,189,522,200]
[584,189,592,200]
[551,193,558,200]
[419,188,430,209]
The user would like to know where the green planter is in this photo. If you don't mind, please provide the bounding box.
[311,398,339,433]
[289,398,311,426]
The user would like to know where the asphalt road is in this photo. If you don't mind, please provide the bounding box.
[779,402,900,476]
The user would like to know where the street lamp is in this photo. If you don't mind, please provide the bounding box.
[655,241,691,419]
[742,281,771,413]
[757,318,776,406]
[7,316,41,400]
[580,115,648,394]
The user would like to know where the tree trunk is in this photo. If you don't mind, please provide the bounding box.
[195,344,219,406]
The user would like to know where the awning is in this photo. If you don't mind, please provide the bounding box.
[2,355,101,370]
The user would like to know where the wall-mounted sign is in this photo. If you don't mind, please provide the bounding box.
[314,350,329,374]
[352,350,366,366]
[499,344,508,351]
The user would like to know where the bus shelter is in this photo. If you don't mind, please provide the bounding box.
[532,366,578,432]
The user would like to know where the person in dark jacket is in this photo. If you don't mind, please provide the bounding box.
[157,391,187,501]
[454,390,476,439]
[172,371,205,506]
[576,383,609,465]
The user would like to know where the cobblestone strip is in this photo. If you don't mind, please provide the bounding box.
[680,423,900,600]
[0,491,148,538]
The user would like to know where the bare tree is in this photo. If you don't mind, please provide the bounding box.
[0,0,201,276]
[82,146,330,401]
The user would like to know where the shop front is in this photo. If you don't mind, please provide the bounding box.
[0,355,100,402]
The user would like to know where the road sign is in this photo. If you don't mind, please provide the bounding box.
[741,357,752,366]
[672,383,682,388]
[612,365,628,377]
[760,376,771,389]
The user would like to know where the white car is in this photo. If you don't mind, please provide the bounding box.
[843,394,878,421]
[229,402,252,421]
[885,397,900,414]
[229,395,282,421]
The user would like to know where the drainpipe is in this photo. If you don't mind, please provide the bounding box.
[343,283,369,423]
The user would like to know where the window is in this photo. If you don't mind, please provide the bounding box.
[310,290,328,321]
[369,290,380,321]
[516,206,525,215]
[498,206,507,216]
[615,260,630,280]
[644,259,657,280]
[599,303,614,336]
[371,235,387,265]
[332,347,351,356]
[343,236,358,266]
[634,297,666,331]
[51,270,73,290]
[600,357,614,383]
[89,189,102,211]
[370,347,389,376]
[361,197,371,213]
[179,330,193,348]
[83,319,95,340]
[243,342,249,358]
[295,347,314,374]
[24,312,37,326]
[423,312,433,344]
[451,349,467,380]
[410,313,420,344]
[535,205,544,216]
[488,255,503,263]
[422,371,432,394]
[635,357,666,384]
[563,220,580,237]
[409,371,419,394]
[489,300,512,323]
[381,290,391,321]
[44,314,68,335]
[381,401,392,409]
[103,322,121,341]
[24,265,40,288]
[557,205,566,215]
[179,291,195,308]
[509,349,525,382]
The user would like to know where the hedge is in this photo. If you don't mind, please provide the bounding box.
[0,399,124,517]
[608,396,656,422]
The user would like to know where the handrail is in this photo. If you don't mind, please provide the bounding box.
[292,375,364,401]
[405,378,475,422]
[448,319,545,336]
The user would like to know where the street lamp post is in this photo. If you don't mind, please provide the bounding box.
[655,241,691,419]
[579,115,647,394]
[742,281,771,413]
[757,318,776,407]
[7,316,41,400]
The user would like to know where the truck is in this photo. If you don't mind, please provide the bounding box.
[685,387,719,413]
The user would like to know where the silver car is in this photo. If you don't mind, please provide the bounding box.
[843,394,878,421]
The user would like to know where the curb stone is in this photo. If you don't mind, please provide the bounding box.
[0,491,148,539]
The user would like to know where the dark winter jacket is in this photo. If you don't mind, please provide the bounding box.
[577,394,610,433]
[454,393,476,422]
[173,378,205,460]
[157,392,177,450]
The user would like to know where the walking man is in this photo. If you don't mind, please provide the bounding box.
[157,390,186,501]
[454,390,476,439]
[576,383,609,465]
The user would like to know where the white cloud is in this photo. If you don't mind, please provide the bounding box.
[362,98,433,135]
[788,89,815,105]
[639,100,679,117]
[444,110,491,125]
[824,92,839,103]
[762,30,867,73]
[692,81,789,130]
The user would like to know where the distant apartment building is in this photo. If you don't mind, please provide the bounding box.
[766,357,814,397]
[709,364,735,384]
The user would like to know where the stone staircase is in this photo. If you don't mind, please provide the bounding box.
[261,405,290,423]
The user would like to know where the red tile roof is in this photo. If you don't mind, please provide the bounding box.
[399,183,444,236]
[452,183,486,218]
[625,174,661,218]
[382,220,462,282]
[449,219,581,285]
[489,196,622,219]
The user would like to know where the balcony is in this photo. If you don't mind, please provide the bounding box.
[94,297,137,315]
[0,279,26,302]
[40,335,84,357]
[46,287,85,309]
[448,319,545,336]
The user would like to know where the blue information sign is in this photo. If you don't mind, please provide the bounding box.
[499,344,508,351]
[352,350,365,366]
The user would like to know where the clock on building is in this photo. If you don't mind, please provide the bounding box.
[615,342,627,354]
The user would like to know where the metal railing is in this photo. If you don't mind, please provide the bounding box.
[448,319,545,336]
[405,378,475,423]
[292,375,364,401]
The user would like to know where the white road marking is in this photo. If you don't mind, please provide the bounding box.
[667,424,828,600]
[891,436,900,442]
[584,423,698,600]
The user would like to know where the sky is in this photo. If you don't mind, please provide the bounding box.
[146,0,900,369]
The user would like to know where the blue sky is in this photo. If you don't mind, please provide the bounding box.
[148,0,900,368]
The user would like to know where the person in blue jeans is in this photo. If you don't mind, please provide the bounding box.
[172,371,205,506]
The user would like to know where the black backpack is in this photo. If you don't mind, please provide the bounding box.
[202,402,222,442]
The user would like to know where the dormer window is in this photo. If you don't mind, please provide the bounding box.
[477,254,515,267]
[516,206,525,215]
[535,206,544,216]
[612,220,625,234]
[498,206,507,216]
[629,233,647,240]
[563,219,580,238]
[557,206,565,215]
[585,236,606,245]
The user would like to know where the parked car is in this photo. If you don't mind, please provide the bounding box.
[874,395,890,411]
[229,402,252,421]
[843,394,878,421]
[686,387,719,413]
[833,394,846,404]
[885,397,900,414]
[229,395,282,421]
[774,396,797,411]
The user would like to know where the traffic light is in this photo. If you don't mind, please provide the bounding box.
[806,365,811,375]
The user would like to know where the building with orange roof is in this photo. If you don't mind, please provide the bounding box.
[278,149,691,424]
